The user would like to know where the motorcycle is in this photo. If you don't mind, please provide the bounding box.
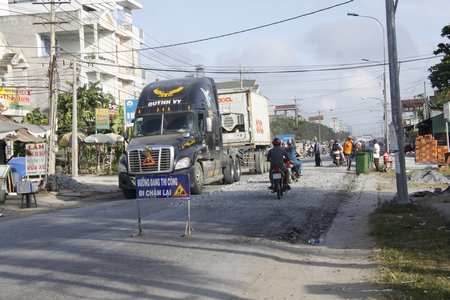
[285,159,300,182]
[307,146,314,158]
[270,167,288,200]
[332,149,345,166]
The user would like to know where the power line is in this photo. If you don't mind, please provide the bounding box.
[77,54,440,74]
[138,0,355,51]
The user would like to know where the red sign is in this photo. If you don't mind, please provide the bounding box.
[308,115,323,121]
[255,119,264,134]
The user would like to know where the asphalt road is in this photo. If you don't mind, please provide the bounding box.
[0,156,383,299]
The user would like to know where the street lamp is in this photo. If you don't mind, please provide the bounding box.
[362,96,387,144]
[348,12,389,152]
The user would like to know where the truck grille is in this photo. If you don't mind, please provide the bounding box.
[128,147,174,174]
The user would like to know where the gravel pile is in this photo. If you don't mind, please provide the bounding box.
[47,173,90,190]
[408,169,450,184]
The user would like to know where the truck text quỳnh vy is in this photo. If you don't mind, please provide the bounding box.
[119,77,239,198]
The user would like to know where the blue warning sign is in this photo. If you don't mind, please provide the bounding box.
[136,174,190,199]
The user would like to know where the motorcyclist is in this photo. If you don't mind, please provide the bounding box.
[286,139,302,177]
[308,144,314,157]
[331,139,344,161]
[267,138,291,190]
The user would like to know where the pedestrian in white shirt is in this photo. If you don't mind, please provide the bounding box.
[373,139,383,171]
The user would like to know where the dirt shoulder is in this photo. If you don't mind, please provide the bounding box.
[0,175,122,221]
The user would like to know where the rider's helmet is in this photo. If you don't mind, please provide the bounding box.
[272,138,282,146]
[335,139,340,143]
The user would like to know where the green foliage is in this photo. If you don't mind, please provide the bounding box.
[429,88,450,109]
[270,117,349,142]
[57,81,116,134]
[23,108,48,125]
[111,105,124,134]
[404,128,418,145]
[370,202,450,299]
[428,24,450,109]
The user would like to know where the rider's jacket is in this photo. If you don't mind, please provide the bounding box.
[267,146,290,168]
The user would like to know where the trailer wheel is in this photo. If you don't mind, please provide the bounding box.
[223,160,234,184]
[233,158,241,182]
[191,162,204,194]
[255,152,264,174]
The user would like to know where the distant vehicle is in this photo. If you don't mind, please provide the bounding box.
[404,143,414,153]
[276,134,295,146]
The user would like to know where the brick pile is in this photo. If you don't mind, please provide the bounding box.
[437,145,448,164]
[415,135,449,164]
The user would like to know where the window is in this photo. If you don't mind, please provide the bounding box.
[39,35,59,57]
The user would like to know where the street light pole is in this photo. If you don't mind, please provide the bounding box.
[348,13,389,153]
[362,96,387,139]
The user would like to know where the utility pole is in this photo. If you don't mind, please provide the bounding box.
[347,13,389,152]
[385,0,409,203]
[294,98,298,127]
[239,67,243,89]
[71,58,78,177]
[423,82,429,119]
[48,1,57,175]
[318,110,322,143]
[33,0,70,175]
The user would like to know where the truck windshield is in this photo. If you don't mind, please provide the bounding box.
[134,112,194,136]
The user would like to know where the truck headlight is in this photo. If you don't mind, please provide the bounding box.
[174,157,191,170]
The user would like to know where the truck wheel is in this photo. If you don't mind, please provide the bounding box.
[191,162,204,195]
[223,160,234,184]
[123,189,136,199]
[233,158,241,182]
[255,152,264,174]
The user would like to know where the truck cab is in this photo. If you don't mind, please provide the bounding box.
[119,77,226,198]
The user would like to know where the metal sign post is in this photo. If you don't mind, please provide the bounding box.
[182,199,195,237]
[131,195,143,237]
[133,174,191,237]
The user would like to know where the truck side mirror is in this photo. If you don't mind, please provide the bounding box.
[206,117,213,132]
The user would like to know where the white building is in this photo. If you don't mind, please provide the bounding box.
[0,0,144,115]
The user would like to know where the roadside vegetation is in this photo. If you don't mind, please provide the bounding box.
[270,116,350,142]
[369,201,450,299]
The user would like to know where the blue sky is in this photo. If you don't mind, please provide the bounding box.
[132,0,450,136]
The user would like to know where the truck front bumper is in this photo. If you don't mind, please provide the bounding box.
[119,166,196,192]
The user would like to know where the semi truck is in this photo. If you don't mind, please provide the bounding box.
[217,89,271,174]
[118,77,271,198]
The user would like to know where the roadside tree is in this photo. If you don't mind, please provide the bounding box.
[428,24,450,108]
[57,82,116,134]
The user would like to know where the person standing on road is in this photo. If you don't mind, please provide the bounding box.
[267,138,291,190]
[313,140,322,166]
[373,139,384,172]
[343,136,354,171]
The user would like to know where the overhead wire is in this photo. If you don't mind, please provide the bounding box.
[136,0,355,51]
[1,1,443,118]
